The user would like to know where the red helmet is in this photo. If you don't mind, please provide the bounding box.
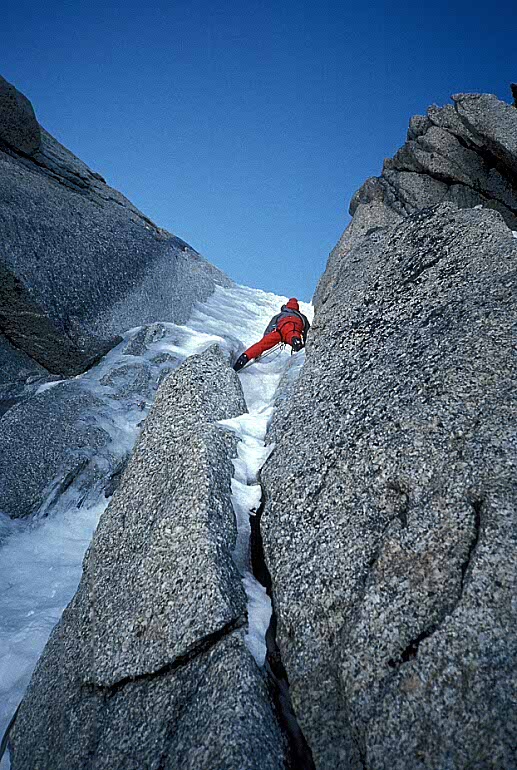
[286,298,299,310]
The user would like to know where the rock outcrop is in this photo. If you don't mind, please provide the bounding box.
[349,93,517,227]
[0,74,40,155]
[0,74,232,523]
[261,96,517,769]
[10,347,287,769]
[0,75,230,412]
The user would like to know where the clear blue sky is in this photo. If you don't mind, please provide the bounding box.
[3,0,515,301]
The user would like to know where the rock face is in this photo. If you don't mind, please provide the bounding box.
[0,381,111,519]
[261,97,517,769]
[0,75,230,410]
[0,74,40,154]
[348,93,517,241]
[10,346,287,769]
[0,334,49,417]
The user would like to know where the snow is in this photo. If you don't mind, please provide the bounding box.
[0,285,312,765]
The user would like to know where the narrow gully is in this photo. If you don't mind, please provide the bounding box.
[221,337,315,768]
[251,491,316,770]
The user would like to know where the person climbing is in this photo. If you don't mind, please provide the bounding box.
[233,298,310,371]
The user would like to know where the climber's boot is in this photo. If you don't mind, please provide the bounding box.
[291,337,303,353]
[233,353,249,372]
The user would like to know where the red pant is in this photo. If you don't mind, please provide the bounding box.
[244,319,303,361]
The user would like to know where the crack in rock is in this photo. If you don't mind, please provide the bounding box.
[388,498,483,668]
[83,617,246,695]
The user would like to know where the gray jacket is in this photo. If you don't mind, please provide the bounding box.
[264,305,310,343]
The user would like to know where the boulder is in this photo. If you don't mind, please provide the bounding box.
[261,204,517,769]
[9,346,287,769]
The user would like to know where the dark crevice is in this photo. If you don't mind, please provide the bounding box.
[388,498,483,669]
[84,616,246,696]
[402,254,442,285]
[251,493,316,770]
[387,481,409,528]
[352,735,368,770]
[0,704,20,765]
[462,498,482,584]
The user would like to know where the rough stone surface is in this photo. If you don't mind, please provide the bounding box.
[261,204,517,769]
[99,360,152,400]
[0,74,41,154]
[0,382,110,518]
[11,631,284,770]
[10,346,287,769]
[0,333,50,415]
[0,262,120,377]
[453,93,517,177]
[122,322,169,356]
[314,200,402,308]
[0,321,215,521]
[0,76,230,387]
[350,92,517,231]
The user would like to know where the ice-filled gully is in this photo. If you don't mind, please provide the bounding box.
[0,284,313,768]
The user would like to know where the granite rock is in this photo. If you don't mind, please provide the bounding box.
[351,92,517,231]
[0,74,40,154]
[11,630,285,770]
[10,346,287,769]
[453,92,517,176]
[99,360,152,401]
[261,204,517,769]
[0,381,110,518]
[0,333,49,415]
[0,76,230,387]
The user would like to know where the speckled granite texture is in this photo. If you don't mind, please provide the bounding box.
[10,347,287,770]
[261,202,516,769]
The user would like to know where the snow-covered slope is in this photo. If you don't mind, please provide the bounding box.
[0,284,312,768]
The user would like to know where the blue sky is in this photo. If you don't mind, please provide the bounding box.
[3,0,515,301]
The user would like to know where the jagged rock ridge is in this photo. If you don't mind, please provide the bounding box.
[350,94,517,228]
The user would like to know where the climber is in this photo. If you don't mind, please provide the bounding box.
[233,298,310,371]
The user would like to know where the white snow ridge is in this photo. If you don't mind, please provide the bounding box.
[0,284,312,767]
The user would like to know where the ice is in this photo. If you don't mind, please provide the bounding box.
[0,498,107,767]
[0,284,313,764]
